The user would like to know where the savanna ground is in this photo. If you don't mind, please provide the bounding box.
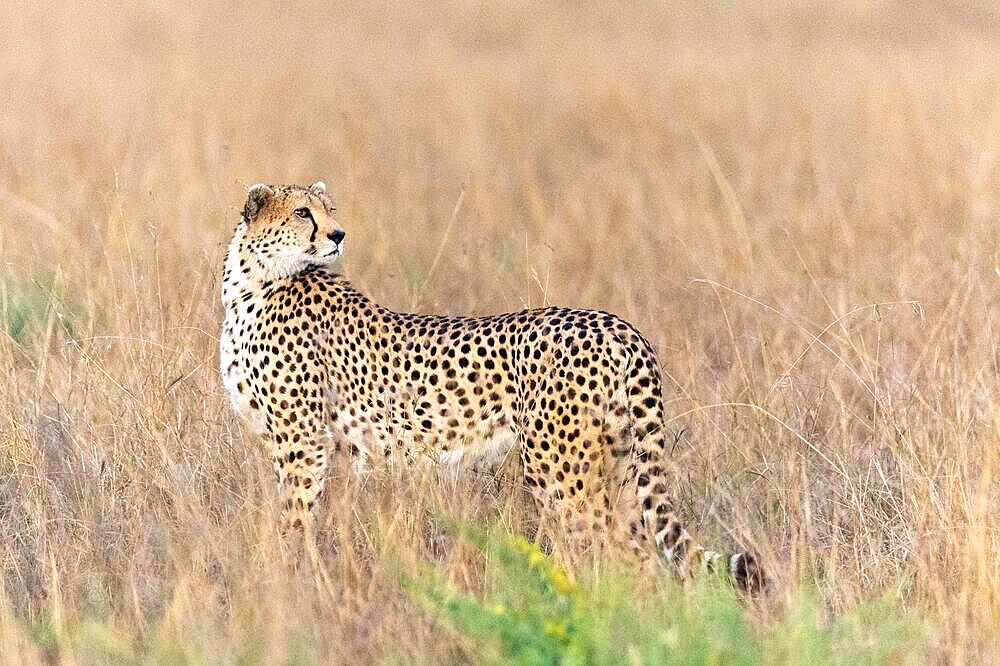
[1,2,998,663]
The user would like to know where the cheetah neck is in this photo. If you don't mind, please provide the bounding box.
[222,220,337,307]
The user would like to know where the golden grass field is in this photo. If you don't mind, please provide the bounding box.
[1,1,998,662]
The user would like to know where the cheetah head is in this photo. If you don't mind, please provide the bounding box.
[235,181,345,281]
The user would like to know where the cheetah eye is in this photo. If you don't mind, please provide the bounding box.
[294,207,312,219]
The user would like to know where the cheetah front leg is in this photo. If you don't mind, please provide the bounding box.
[260,390,334,536]
[270,435,329,534]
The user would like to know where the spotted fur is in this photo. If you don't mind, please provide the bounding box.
[220,182,764,591]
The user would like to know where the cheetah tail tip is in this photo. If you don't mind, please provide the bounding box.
[730,551,767,594]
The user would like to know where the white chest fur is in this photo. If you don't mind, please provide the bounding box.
[220,305,268,435]
[220,222,268,435]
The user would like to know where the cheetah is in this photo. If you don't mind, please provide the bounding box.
[220,181,763,591]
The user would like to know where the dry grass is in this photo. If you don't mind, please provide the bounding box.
[1,1,998,662]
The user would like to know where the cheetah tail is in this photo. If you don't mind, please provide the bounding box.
[633,463,766,593]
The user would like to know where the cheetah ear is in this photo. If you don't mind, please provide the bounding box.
[309,181,326,195]
[243,183,274,221]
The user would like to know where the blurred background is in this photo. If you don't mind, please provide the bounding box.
[4,2,1000,307]
[1,1,997,661]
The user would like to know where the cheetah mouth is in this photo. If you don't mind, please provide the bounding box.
[319,241,345,260]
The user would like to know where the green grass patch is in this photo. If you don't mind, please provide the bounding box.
[1,273,86,344]
[403,526,925,665]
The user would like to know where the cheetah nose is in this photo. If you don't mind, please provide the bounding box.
[328,229,345,244]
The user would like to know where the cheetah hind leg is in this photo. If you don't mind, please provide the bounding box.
[516,407,617,566]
